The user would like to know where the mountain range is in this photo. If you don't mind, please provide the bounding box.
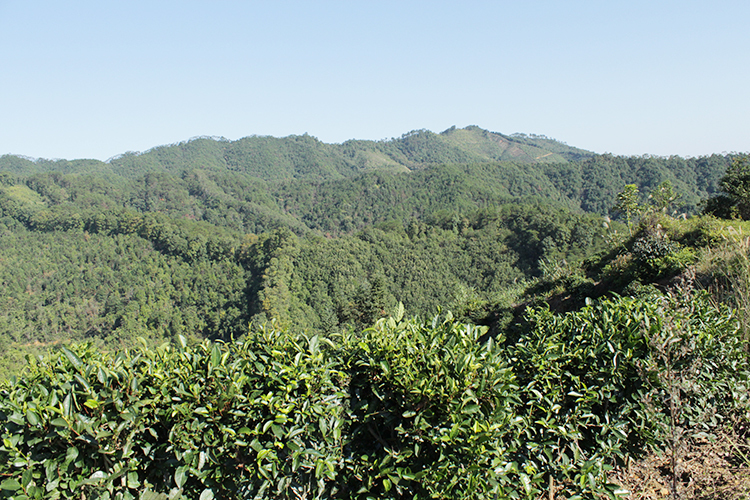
[0,126,594,181]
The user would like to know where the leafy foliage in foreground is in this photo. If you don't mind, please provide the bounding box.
[1,291,746,499]
[0,331,347,500]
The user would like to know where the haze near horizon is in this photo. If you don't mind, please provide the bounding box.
[1,0,748,161]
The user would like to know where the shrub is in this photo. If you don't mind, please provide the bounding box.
[0,294,746,499]
[512,289,747,497]
[347,309,524,499]
[0,331,347,499]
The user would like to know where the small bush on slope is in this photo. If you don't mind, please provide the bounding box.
[512,288,748,497]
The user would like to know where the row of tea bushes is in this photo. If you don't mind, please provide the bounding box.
[0,291,747,499]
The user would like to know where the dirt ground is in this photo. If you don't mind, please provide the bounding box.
[606,430,750,499]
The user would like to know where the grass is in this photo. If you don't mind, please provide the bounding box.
[2,184,46,206]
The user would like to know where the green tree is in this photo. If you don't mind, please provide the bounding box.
[648,180,680,215]
[719,156,750,219]
[612,184,641,236]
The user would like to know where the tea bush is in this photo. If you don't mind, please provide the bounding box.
[0,293,746,499]
[0,330,347,499]
[346,309,524,499]
[510,290,747,496]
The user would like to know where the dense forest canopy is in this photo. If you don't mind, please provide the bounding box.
[0,126,734,234]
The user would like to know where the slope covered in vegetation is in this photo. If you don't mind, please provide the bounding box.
[0,127,593,180]
[0,130,748,498]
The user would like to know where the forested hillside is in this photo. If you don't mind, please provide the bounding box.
[0,128,748,498]
[0,128,739,369]
[0,126,735,235]
[0,126,593,180]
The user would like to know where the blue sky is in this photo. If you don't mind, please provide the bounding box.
[1,1,748,161]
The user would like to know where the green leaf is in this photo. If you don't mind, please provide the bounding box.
[140,490,168,500]
[0,479,21,491]
[21,468,33,489]
[80,471,106,486]
[174,466,188,489]
[379,360,390,377]
[84,399,100,409]
[74,374,91,392]
[309,335,319,355]
[211,344,222,369]
[383,478,392,492]
[462,404,480,414]
[7,412,24,425]
[66,446,79,463]
[62,393,72,417]
[25,410,40,426]
[61,346,83,371]
[127,470,140,489]
[199,489,214,500]
[395,301,405,322]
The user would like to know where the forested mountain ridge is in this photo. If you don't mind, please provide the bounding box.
[0,126,594,181]
[1,125,736,235]
[0,144,736,238]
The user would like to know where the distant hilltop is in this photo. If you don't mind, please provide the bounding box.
[0,126,595,181]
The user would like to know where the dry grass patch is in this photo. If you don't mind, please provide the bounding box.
[608,430,750,499]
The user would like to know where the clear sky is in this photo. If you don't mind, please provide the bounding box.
[1,0,748,161]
